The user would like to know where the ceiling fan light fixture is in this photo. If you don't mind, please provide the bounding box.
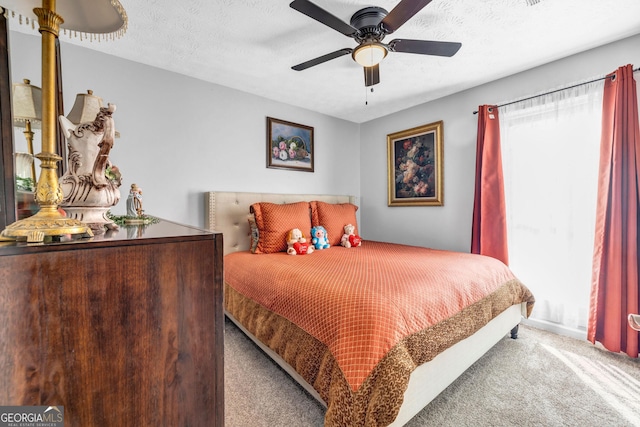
[352,42,387,67]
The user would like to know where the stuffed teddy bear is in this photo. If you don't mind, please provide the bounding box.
[311,225,330,250]
[287,228,313,255]
[340,224,362,248]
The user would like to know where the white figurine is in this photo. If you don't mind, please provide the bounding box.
[126,183,143,217]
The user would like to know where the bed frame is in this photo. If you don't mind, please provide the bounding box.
[206,191,526,426]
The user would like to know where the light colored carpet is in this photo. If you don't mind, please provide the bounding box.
[224,317,640,426]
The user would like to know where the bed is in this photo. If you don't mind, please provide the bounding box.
[206,191,534,426]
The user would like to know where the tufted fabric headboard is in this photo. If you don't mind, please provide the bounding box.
[205,191,357,256]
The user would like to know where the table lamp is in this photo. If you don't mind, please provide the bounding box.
[0,0,127,242]
[12,78,42,183]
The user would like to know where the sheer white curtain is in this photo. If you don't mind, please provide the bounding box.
[500,80,605,337]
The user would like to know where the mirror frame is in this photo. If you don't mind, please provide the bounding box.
[0,8,16,230]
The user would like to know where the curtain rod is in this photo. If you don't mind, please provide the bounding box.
[472,67,640,114]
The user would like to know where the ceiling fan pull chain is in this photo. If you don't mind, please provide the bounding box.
[365,86,376,105]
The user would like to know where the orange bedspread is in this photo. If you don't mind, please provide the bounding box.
[224,241,534,392]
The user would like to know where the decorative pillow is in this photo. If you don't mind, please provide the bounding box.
[250,202,312,254]
[248,214,259,253]
[310,201,359,247]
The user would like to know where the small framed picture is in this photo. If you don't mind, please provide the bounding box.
[387,121,444,206]
[267,117,314,172]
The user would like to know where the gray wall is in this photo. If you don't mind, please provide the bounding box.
[8,31,361,229]
[359,34,640,252]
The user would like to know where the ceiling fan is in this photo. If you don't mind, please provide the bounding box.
[290,0,462,87]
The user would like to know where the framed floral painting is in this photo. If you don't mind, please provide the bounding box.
[267,117,314,172]
[387,121,444,206]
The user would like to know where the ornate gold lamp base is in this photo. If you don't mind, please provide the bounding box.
[1,207,93,242]
[1,152,93,243]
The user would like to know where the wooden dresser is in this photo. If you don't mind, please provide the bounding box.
[0,219,224,426]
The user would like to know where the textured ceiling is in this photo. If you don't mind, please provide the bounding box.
[6,0,640,123]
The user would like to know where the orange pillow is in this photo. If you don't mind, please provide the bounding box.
[250,202,311,253]
[310,201,359,247]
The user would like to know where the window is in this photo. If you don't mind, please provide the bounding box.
[500,80,604,337]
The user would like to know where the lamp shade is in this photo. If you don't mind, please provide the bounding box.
[66,90,103,124]
[1,0,127,39]
[12,79,42,129]
[67,90,120,137]
[352,42,388,67]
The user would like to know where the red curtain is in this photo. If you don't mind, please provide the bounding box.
[588,64,640,358]
[471,105,509,265]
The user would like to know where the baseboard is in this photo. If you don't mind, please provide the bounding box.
[521,317,587,341]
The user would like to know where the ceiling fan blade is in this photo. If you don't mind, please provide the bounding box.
[380,0,433,34]
[292,48,353,71]
[389,39,462,57]
[364,64,380,87]
[290,0,358,37]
